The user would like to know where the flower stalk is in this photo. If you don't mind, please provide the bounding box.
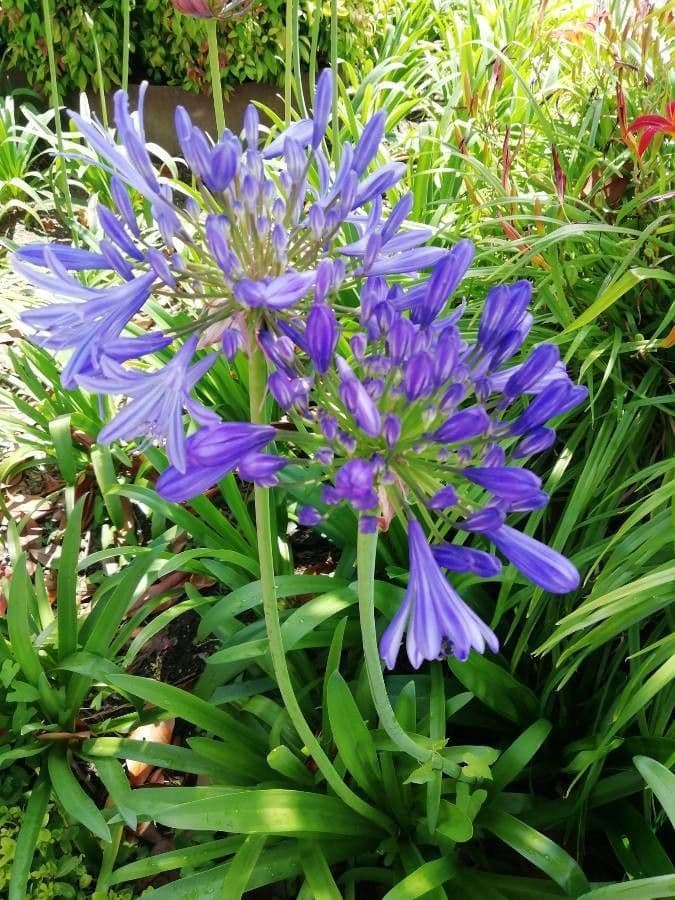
[248,340,393,833]
[40,0,74,222]
[122,0,130,93]
[206,18,226,137]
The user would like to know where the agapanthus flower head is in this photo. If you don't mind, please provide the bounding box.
[11,70,588,675]
[265,245,587,669]
[12,70,434,477]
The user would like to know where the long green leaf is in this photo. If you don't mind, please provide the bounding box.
[220,835,267,899]
[8,773,51,900]
[480,809,589,896]
[48,748,111,843]
[327,671,383,801]
[382,858,457,900]
[56,495,84,661]
[578,876,675,899]
[633,756,675,828]
[7,554,42,687]
[125,787,382,836]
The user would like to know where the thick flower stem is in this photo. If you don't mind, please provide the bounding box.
[357,527,466,781]
[206,18,226,137]
[248,345,393,833]
[284,0,293,125]
[41,0,74,224]
[122,0,130,93]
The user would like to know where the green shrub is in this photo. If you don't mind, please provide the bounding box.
[0,0,390,99]
[0,1,126,96]
[137,0,391,95]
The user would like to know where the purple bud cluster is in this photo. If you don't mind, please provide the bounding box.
[265,243,587,669]
[12,71,428,480]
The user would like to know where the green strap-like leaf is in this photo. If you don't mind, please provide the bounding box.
[220,835,267,900]
[93,757,137,830]
[490,720,552,794]
[125,787,382,837]
[8,772,51,900]
[382,857,457,900]
[300,841,343,900]
[448,654,538,724]
[327,670,383,801]
[633,756,675,828]
[56,494,84,661]
[7,554,42,687]
[48,747,111,843]
[577,875,675,899]
[480,809,589,896]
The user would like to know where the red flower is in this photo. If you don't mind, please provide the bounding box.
[170,0,251,18]
[628,100,675,157]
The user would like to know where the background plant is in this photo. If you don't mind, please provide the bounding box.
[0,95,51,227]
[0,0,127,96]
[0,0,390,98]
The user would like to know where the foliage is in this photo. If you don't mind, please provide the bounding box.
[0,0,390,98]
[0,0,126,96]
[0,94,51,226]
[137,0,392,95]
[0,767,137,900]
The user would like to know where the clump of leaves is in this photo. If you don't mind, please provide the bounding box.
[0,95,51,227]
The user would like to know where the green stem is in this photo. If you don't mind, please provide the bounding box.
[309,0,321,93]
[206,18,226,137]
[291,0,307,117]
[284,0,293,125]
[122,0,130,93]
[427,661,445,833]
[41,0,74,223]
[330,0,338,150]
[357,527,466,781]
[88,16,108,130]
[248,343,393,833]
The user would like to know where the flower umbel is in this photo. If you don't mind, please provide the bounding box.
[266,249,587,669]
[13,70,429,474]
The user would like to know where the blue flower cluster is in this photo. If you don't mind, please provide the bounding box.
[259,246,587,668]
[13,72,434,475]
[12,71,587,672]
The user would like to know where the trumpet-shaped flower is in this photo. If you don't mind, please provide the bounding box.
[77,336,219,472]
[156,423,278,501]
[380,520,499,669]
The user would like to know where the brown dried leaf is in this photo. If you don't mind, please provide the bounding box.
[126,718,175,786]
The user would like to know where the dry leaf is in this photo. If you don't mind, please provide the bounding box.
[126,718,175,785]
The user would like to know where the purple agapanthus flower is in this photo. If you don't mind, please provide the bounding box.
[262,245,587,669]
[77,336,219,472]
[12,69,444,473]
[380,519,499,669]
[156,423,278,501]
